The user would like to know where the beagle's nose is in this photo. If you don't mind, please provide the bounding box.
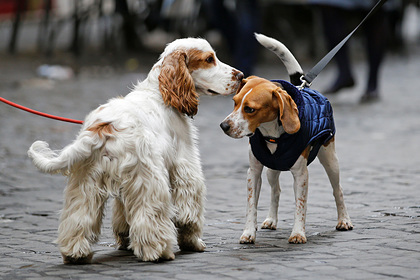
[220,121,230,133]
[235,71,244,81]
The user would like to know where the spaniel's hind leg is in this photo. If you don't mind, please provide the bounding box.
[122,169,177,262]
[57,171,107,264]
[112,198,130,250]
[171,157,206,252]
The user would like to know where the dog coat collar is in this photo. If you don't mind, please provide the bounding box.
[249,80,335,171]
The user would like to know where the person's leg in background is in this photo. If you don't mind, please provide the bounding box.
[320,5,355,94]
[202,0,260,77]
[232,0,260,77]
[361,9,388,102]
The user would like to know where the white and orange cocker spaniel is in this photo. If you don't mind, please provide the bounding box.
[28,38,243,264]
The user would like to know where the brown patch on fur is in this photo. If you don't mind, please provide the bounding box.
[186,49,216,71]
[158,50,198,117]
[323,136,335,147]
[301,145,311,160]
[247,186,253,202]
[87,122,116,138]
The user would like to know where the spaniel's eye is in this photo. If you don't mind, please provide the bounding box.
[244,106,255,114]
[206,56,214,63]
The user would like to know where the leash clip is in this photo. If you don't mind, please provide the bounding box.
[298,75,312,90]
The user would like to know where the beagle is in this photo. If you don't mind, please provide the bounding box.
[220,34,353,244]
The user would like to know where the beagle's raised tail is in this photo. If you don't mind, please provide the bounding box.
[255,33,303,86]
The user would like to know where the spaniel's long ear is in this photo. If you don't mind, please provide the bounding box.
[274,87,300,134]
[158,50,198,117]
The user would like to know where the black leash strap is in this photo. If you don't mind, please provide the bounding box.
[300,0,388,88]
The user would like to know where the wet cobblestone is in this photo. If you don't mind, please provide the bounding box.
[0,48,420,279]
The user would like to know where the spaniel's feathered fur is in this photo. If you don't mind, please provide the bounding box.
[28,38,243,264]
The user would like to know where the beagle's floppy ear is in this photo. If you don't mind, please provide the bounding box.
[274,87,300,134]
[159,50,198,116]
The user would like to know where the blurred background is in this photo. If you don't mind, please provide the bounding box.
[0,0,419,80]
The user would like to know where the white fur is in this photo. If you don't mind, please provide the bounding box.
[254,33,303,77]
[28,38,242,263]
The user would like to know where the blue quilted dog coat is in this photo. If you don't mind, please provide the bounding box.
[249,80,335,171]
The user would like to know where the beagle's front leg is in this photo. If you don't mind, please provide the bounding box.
[240,148,264,244]
[261,169,281,230]
[289,151,310,244]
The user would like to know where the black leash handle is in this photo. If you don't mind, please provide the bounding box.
[300,0,388,88]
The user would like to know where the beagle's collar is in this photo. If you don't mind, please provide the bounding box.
[263,134,281,144]
[261,120,283,144]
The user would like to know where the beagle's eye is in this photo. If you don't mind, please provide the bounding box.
[205,56,214,63]
[244,106,255,114]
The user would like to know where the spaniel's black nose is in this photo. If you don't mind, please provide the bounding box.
[235,71,244,81]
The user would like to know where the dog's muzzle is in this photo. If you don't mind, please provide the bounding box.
[220,121,230,133]
[234,70,244,81]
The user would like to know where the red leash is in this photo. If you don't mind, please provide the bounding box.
[0,96,84,124]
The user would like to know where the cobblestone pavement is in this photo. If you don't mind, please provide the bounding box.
[0,47,419,280]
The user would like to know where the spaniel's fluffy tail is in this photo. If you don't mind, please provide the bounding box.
[255,33,303,86]
[28,130,103,175]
